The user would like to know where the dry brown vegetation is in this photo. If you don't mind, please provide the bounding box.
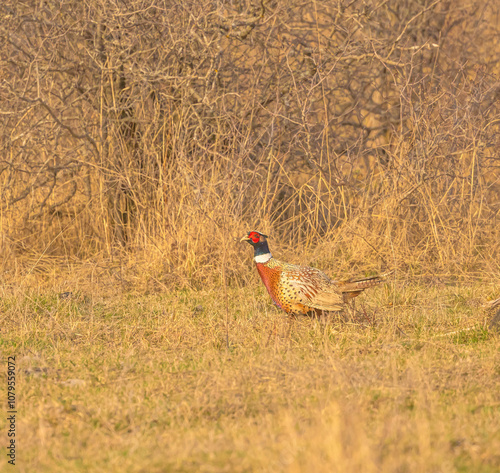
[1,0,499,282]
[1,0,500,471]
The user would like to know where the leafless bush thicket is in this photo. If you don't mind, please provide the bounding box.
[1,0,499,282]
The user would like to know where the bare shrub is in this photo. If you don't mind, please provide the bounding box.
[1,0,499,283]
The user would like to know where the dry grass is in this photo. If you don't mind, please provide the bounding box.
[1,1,500,471]
[1,0,500,282]
[1,265,499,472]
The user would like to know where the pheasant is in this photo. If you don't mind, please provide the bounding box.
[241,230,387,316]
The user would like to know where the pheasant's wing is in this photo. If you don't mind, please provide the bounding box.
[306,291,344,311]
[285,267,344,312]
[282,266,390,312]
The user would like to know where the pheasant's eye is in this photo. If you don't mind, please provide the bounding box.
[249,232,260,243]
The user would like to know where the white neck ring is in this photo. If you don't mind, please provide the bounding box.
[254,253,272,263]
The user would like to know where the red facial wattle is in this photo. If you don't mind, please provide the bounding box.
[249,232,260,243]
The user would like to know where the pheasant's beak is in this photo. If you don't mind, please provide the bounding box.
[240,235,251,242]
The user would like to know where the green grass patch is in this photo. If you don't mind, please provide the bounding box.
[1,278,499,473]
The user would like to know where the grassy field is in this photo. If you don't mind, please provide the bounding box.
[1,264,499,473]
[2,1,500,471]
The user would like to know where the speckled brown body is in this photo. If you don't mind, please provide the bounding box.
[241,231,386,316]
[255,257,385,315]
[255,258,338,314]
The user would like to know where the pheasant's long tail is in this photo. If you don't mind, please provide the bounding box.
[338,270,393,293]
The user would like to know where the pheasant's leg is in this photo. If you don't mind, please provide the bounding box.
[350,298,356,322]
[265,320,277,347]
[362,305,375,327]
[285,313,295,340]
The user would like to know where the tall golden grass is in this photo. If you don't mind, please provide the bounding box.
[1,0,499,284]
